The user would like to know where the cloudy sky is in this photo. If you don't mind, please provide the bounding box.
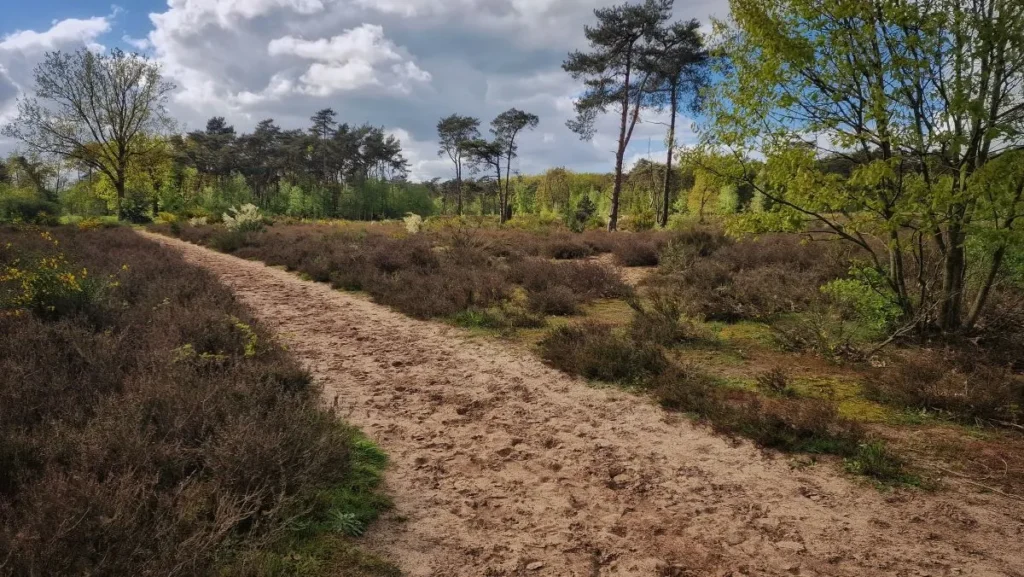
[0,0,727,181]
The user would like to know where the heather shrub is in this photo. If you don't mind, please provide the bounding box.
[527,285,580,315]
[655,233,850,322]
[613,238,661,267]
[0,228,390,576]
[627,293,702,346]
[866,350,1024,425]
[543,235,593,260]
[538,321,668,384]
[755,367,794,397]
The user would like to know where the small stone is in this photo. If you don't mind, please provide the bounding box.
[776,541,805,552]
[526,561,544,571]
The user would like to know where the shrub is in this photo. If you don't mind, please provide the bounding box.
[821,268,903,336]
[543,235,593,259]
[654,233,850,322]
[649,362,723,416]
[0,231,111,321]
[613,238,661,266]
[772,309,863,360]
[0,197,60,225]
[0,228,390,575]
[627,293,700,346]
[210,230,249,253]
[865,350,1024,425]
[755,367,794,397]
[223,203,265,233]
[403,213,423,234]
[527,285,579,315]
[538,321,668,384]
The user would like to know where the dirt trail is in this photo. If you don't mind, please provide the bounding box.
[143,232,1023,577]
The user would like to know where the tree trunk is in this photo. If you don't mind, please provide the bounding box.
[660,84,679,228]
[115,175,126,220]
[938,228,967,331]
[964,244,1005,330]
[496,164,505,224]
[609,56,634,232]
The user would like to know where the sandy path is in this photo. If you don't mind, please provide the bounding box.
[143,232,1023,577]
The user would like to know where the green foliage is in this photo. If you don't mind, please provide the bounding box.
[223,203,266,233]
[0,231,111,320]
[0,195,60,225]
[821,269,903,336]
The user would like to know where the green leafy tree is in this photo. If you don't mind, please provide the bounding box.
[436,114,481,215]
[644,19,709,227]
[703,0,1024,331]
[491,108,539,223]
[3,49,175,219]
[563,0,673,231]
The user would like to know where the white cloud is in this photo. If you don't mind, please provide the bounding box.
[1,0,730,178]
[123,35,153,51]
[0,17,110,52]
[266,24,430,96]
[0,16,113,125]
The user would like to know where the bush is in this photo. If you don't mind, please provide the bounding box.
[538,321,668,384]
[543,235,593,260]
[210,230,250,253]
[223,203,265,233]
[613,238,661,266]
[755,367,794,397]
[0,197,60,225]
[772,309,863,360]
[527,285,579,315]
[627,293,700,346]
[0,231,110,321]
[0,228,390,575]
[654,233,850,322]
[866,349,1024,425]
[403,213,423,234]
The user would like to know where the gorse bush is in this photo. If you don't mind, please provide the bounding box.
[0,231,114,321]
[0,228,390,576]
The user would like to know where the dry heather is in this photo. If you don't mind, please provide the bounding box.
[0,227,391,577]
[155,223,635,322]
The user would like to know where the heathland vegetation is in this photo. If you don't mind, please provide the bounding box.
[1,0,1023,573]
[0,228,394,576]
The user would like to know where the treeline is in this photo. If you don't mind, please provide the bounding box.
[1,108,437,223]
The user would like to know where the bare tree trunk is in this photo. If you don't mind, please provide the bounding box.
[660,83,678,228]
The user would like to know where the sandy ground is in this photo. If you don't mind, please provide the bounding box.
[142,232,1024,577]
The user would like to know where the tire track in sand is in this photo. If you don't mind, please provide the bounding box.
[142,232,1023,577]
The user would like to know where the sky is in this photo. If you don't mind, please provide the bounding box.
[0,0,729,181]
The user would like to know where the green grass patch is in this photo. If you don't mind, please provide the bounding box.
[221,433,396,577]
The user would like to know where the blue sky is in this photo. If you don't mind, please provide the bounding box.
[1,0,728,180]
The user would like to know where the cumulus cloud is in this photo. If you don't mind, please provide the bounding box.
[1,0,729,177]
[0,17,110,52]
[0,16,112,124]
[266,24,430,96]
